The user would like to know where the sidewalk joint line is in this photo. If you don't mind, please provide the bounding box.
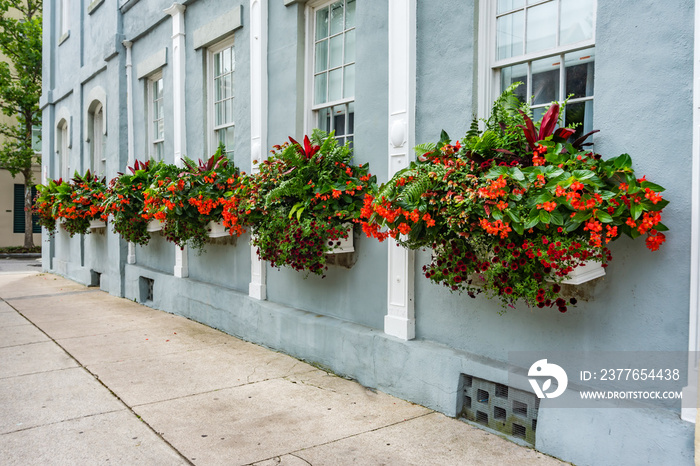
[0,296,195,466]
[5,289,101,301]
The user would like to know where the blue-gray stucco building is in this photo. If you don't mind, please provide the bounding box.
[40,1,699,464]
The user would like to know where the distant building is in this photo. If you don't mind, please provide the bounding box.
[40,1,698,464]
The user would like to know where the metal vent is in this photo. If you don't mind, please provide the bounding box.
[139,276,154,303]
[460,373,539,445]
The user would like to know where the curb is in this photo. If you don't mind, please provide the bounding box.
[0,254,41,259]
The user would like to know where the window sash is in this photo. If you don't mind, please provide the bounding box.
[208,39,235,157]
[148,75,164,160]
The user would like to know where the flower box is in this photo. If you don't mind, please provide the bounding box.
[326,223,354,254]
[89,219,107,229]
[561,261,606,285]
[207,220,228,238]
[147,219,164,232]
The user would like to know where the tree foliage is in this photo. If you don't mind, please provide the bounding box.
[0,0,42,247]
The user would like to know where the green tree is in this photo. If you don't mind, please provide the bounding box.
[0,0,41,248]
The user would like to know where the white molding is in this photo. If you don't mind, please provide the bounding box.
[249,0,268,300]
[84,86,107,141]
[682,0,700,424]
[193,5,243,50]
[123,40,136,265]
[385,0,416,340]
[477,0,496,121]
[136,48,167,80]
[165,3,189,279]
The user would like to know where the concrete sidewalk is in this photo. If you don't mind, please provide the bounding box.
[0,271,566,465]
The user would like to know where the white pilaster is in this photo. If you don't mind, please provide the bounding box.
[682,0,700,424]
[385,0,416,340]
[123,40,136,265]
[248,0,268,300]
[165,3,189,278]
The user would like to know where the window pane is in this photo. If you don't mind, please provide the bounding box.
[328,68,342,102]
[344,29,355,63]
[318,107,331,132]
[345,0,355,28]
[316,7,329,40]
[226,97,234,125]
[498,0,524,14]
[223,73,233,100]
[215,77,223,101]
[532,106,546,124]
[496,11,524,60]
[333,105,346,136]
[32,126,41,152]
[155,141,164,161]
[315,39,328,73]
[214,53,222,77]
[500,63,528,102]
[222,48,231,74]
[215,102,224,126]
[348,101,354,136]
[560,0,594,45]
[314,73,327,105]
[564,100,593,140]
[329,35,343,69]
[565,49,594,99]
[343,64,355,99]
[526,1,557,54]
[531,56,560,105]
[225,126,235,154]
[330,1,344,36]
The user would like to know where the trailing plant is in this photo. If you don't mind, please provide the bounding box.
[360,88,668,313]
[53,170,107,237]
[238,130,376,276]
[32,177,66,236]
[105,159,167,246]
[143,147,241,253]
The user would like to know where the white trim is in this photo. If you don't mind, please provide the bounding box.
[84,86,107,140]
[207,37,236,157]
[682,0,700,425]
[164,3,188,279]
[60,0,70,38]
[193,5,243,50]
[124,40,137,266]
[136,48,167,80]
[147,71,164,161]
[249,0,268,300]
[385,0,416,341]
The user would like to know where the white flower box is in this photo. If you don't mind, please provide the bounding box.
[89,219,107,229]
[147,219,164,232]
[207,220,228,238]
[561,261,606,285]
[327,223,354,254]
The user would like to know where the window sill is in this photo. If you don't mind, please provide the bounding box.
[58,31,70,46]
[88,0,104,14]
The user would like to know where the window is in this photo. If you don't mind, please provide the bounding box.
[309,0,355,146]
[90,103,105,175]
[148,74,164,161]
[57,120,69,180]
[31,125,41,153]
[13,185,40,234]
[208,39,235,157]
[60,0,70,38]
[482,0,595,139]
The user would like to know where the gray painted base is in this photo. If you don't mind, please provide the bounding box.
[114,263,695,466]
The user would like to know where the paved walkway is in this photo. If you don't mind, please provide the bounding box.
[0,271,567,465]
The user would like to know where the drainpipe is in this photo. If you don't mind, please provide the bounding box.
[249,0,267,300]
[681,0,700,424]
[164,3,188,278]
[123,40,136,265]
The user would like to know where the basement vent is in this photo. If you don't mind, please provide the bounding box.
[460,373,539,446]
[139,276,154,303]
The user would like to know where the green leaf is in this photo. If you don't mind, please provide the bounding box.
[524,216,540,230]
[549,210,564,225]
[565,220,581,233]
[572,211,592,223]
[506,209,520,224]
[614,153,633,169]
[640,180,665,192]
[572,170,595,181]
[595,210,613,223]
[630,202,643,220]
[512,222,524,235]
[654,222,669,232]
[539,210,551,224]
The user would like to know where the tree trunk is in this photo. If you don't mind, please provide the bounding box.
[23,170,34,249]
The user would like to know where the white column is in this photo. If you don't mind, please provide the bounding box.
[384,0,416,340]
[123,40,136,265]
[249,0,268,300]
[682,0,700,424]
[165,3,189,278]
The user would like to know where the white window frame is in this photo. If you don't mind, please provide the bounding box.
[57,120,69,180]
[478,0,596,127]
[147,71,165,161]
[91,102,105,176]
[304,0,356,145]
[207,36,236,158]
[60,0,70,39]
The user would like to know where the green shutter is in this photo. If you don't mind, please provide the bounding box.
[13,184,41,234]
